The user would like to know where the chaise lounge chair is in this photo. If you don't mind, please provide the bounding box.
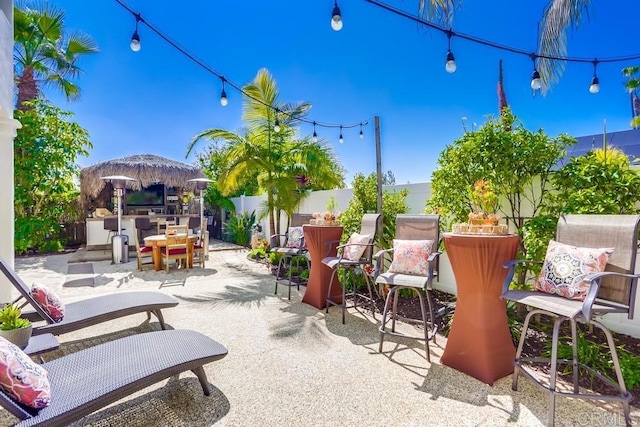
[0,257,178,336]
[0,329,228,426]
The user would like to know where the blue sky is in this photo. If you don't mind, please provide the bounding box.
[46,0,640,185]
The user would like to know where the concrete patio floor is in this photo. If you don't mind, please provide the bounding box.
[0,246,637,426]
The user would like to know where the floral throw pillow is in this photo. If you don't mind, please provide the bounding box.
[342,233,372,261]
[388,239,434,276]
[0,337,51,408]
[285,227,305,249]
[535,240,613,301]
[31,283,65,322]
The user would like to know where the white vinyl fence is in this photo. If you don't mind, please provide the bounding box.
[230,182,640,338]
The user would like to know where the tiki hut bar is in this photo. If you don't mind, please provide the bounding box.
[80,154,206,249]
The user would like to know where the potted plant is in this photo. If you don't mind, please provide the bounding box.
[0,303,32,349]
[468,179,500,225]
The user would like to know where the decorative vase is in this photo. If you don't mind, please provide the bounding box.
[0,325,33,349]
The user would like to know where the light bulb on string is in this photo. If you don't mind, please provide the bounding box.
[130,14,142,52]
[331,1,343,31]
[359,123,364,139]
[312,121,318,142]
[445,30,456,73]
[530,55,541,90]
[589,59,600,94]
[338,126,344,143]
[220,78,228,106]
[274,118,280,133]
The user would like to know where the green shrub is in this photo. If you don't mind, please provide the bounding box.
[267,251,282,266]
[224,210,256,246]
[248,239,270,260]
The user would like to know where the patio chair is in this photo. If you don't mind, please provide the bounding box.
[502,214,640,427]
[133,217,154,271]
[162,224,190,272]
[156,216,177,235]
[0,257,178,337]
[192,229,207,268]
[374,214,440,362]
[271,213,313,300]
[0,329,227,426]
[324,213,381,324]
[102,216,122,254]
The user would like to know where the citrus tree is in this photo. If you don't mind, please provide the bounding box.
[14,100,92,254]
[427,108,575,233]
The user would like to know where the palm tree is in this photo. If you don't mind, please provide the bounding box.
[187,68,344,236]
[13,1,98,108]
[417,0,591,93]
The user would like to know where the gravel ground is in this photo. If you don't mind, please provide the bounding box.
[0,248,636,426]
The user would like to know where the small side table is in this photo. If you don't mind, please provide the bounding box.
[24,333,59,356]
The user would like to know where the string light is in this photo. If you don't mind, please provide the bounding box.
[338,125,344,143]
[530,55,541,91]
[589,59,600,94]
[445,30,456,73]
[359,123,364,139]
[364,0,640,92]
[114,0,368,144]
[331,1,343,31]
[220,77,228,106]
[312,122,318,142]
[130,13,141,52]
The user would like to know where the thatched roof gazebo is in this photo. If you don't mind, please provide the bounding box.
[80,154,205,198]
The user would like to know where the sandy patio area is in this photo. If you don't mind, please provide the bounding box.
[0,247,637,426]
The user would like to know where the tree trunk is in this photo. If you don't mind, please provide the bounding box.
[16,68,39,110]
[268,192,275,237]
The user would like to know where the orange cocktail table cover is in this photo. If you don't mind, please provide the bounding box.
[441,233,519,385]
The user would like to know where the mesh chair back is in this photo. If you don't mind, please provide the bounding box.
[134,217,153,241]
[395,214,440,255]
[104,217,118,231]
[188,216,200,230]
[291,213,313,227]
[134,217,152,230]
[360,213,382,260]
[556,214,640,317]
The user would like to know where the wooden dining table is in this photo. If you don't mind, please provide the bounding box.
[143,234,198,271]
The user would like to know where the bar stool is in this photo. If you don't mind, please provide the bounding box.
[103,217,122,253]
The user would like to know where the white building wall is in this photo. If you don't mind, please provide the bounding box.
[0,1,19,303]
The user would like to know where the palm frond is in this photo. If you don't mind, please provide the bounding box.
[417,0,459,26]
[537,0,592,94]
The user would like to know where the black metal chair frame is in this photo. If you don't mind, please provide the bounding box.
[324,213,381,324]
[374,214,440,362]
[271,214,313,300]
[502,214,640,427]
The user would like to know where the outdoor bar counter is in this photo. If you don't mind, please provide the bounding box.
[86,215,198,249]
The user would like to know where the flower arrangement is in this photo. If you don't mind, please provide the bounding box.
[310,199,342,226]
[468,179,500,224]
